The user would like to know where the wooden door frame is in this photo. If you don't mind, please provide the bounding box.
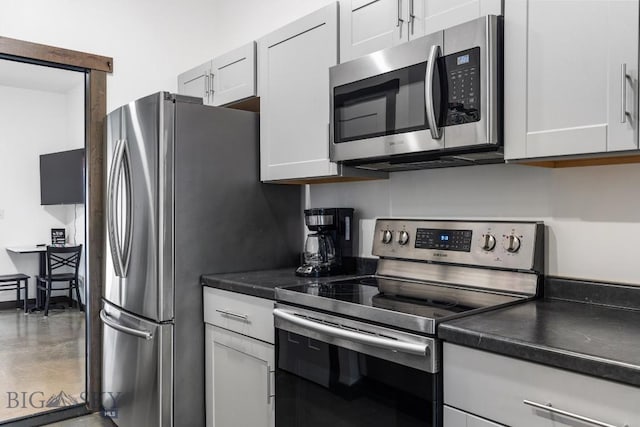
[0,36,112,418]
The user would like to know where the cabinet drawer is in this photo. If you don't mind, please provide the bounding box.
[203,287,274,344]
[444,343,640,427]
[444,406,501,427]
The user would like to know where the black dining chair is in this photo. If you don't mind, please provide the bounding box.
[36,245,83,317]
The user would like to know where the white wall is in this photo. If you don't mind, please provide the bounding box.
[2,1,339,110]
[210,0,336,56]
[0,84,85,302]
[309,163,640,285]
[1,0,220,111]
[65,82,87,295]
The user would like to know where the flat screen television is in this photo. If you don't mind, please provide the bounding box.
[40,148,85,205]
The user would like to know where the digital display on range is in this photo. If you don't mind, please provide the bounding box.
[415,228,472,252]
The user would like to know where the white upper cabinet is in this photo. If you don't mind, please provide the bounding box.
[258,3,339,181]
[211,42,257,106]
[411,0,502,37]
[340,0,502,62]
[177,42,257,107]
[505,0,639,160]
[178,60,212,102]
[340,0,406,63]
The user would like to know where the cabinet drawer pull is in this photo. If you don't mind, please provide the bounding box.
[523,400,627,427]
[215,309,249,321]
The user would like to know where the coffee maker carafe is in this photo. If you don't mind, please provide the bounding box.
[296,208,354,277]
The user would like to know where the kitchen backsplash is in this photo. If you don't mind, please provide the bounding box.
[308,162,640,286]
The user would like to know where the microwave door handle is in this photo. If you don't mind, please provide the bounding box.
[426,44,443,140]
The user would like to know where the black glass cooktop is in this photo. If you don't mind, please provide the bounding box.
[277,276,524,334]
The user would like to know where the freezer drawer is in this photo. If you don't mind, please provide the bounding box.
[101,301,173,427]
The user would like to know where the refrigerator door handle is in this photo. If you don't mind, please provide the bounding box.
[107,139,133,278]
[107,139,125,277]
[100,309,153,340]
[120,139,133,277]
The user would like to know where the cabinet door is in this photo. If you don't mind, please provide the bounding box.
[205,324,275,427]
[340,0,407,62]
[444,343,640,427]
[211,42,257,106]
[177,60,213,104]
[411,0,502,37]
[505,0,639,160]
[258,3,339,181]
[444,406,502,427]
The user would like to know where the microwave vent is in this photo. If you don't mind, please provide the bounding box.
[356,158,471,172]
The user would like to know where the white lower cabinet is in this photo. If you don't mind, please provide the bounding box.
[444,406,501,427]
[203,287,275,427]
[205,324,274,427]
[443,343,640,427]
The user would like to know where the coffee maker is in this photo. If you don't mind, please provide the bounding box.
[296,208,354,277]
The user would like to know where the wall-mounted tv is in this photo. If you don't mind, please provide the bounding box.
[40,148,85,205]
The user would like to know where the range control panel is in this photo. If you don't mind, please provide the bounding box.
[415,228,473,252]
[372,219,543,273]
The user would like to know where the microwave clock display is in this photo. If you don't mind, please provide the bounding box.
[415,228,472,252]
[457,54,470,65]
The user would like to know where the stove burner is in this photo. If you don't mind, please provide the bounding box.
[359,277,459,308]
[305,282,365,302]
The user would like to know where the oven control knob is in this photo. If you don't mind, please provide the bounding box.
[398,230,410,245]
[503,235,521,253]
[481,234,496,251]
[381,229,393,244]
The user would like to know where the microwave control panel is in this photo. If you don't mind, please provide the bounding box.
[443,47,481,126]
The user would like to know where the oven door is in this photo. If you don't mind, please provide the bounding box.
[274,304,441,427]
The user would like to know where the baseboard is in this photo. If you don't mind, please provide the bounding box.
[0,296,76,311]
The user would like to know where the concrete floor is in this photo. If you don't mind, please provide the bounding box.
[0,308,85,423]
[43,413,115,427]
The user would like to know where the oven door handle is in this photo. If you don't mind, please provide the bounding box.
[273,309,429,357]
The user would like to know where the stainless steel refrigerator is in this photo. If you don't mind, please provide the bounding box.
[100,92,301,427]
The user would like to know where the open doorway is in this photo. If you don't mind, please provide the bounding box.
[0,36,111,426]
[0,58,86,422]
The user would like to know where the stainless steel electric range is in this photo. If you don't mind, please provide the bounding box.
[274,219,544,427]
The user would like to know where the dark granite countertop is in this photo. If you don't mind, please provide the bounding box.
[201,258,377,300]
[439,278,640,387]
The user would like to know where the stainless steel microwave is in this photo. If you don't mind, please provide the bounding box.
[329,15,502,171]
